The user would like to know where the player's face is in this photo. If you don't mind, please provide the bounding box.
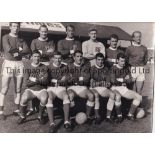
[32,53,40,65]
[133,32,141,44]
[66,27,74,38]
[89,30,97,41]
[39,27,48,39]
[117,57,126,68]
[96,57,104,67]
[10,23,20,34]
[53,55,62,66]
[74,53,83,65]
[110,38,118,48]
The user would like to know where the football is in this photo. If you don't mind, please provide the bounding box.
[136,108,145,119]
[75,112,87,125]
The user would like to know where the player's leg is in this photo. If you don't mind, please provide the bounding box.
[122,90,142,120]
[91,89,101,124]
[58,89,72,131]
[18,89,35,124]
[46,89,57,133]
[100,89,115,123]
[37,90,48,124]
[67,89,76,108]
[85,89,95,123]
[135,81,144,95]
[13,76,23,115]
[0,76,11,120]
[113,90,122,123]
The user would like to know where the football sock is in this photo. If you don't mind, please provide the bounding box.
[47,107,54,125]
[107,98,115,111]
[0,93,5,107]
[63,103,70,122]
[95,109,100,118]
[106,110,112,118]
[14,93,21,107]
[129,104,137,116]
[38,104,45,118]
[86,105,92,117]
[115,105,122,117]
[20,105,27,118]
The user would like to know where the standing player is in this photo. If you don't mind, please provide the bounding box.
[57,25,82,64]
[29,24,55,115]
[126,31,148,95]
[46,51,72,133]
[17,50,49,124]
[82,27,105,66]
[0,22,30,120]
[67,50,95,123]
[31,24,55,66]
[105,34,124,68]
[111,53,142,121]
[90,53,116,124]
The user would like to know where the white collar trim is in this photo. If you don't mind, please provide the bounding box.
[74,62,82,67]
[53,63,61,67]
[132,42,141,47]
[38,37,48,41]
[116,64,123,69]
[109,46,117,50]
[95,64,104,69]
[31,63,40,67]
[9,33,18,37]
[65,37,74,41]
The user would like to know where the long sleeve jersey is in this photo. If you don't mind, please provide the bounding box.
[82,40,105,59]
[31,38,55,62]
[105,47,124,67]
[90,65,111,88]
[25,63,49,91]
[48,63,69,86]
[67,62,90,86]
[57,39,82,63]
[110,64,132,86]
[2,34,30,61]
[125,45,148,66]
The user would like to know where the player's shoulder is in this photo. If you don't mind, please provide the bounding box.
[141,45,147,50]
[58,39,65,44]
[2,34,9,39]
[82,40,89,45]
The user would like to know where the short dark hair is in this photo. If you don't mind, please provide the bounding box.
[9,22,20,27]
[53,51,62,56]
[39,24,48,31]
[117,52,126,60]
[95,53,104,60]
[32,50,41,56]
[66,25,75,31]
[110,34,119,41]
[89,27,97,33]
[73,50,83,57]
[132,31,142,38]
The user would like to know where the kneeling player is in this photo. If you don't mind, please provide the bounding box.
[111,53,142,121]
[67,50,95,124]
[18,50,49,124]
[46,51,72,133]
[90,53,116,124]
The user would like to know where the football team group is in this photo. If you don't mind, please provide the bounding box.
[0,22,148,132]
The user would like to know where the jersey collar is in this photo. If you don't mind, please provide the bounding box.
[65,37,74,41]
[132,41,141,47]
[109,46,117,50]
[95,63,104,69]
[74,62,82,67]
[38,37,48,41]
[9,33,18,37]
[31,62,41,67]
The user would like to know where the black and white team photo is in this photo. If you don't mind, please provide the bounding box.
[0,22,154,133]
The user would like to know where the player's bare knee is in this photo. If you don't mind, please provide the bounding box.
[40,96,48,106]
[115,93,121,102]
[109,91,115,100]
[87,91,95,102]
[136,94,142,102]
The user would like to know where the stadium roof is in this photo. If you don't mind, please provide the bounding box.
[1,22,132,41]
